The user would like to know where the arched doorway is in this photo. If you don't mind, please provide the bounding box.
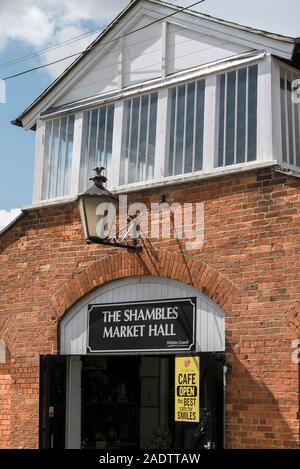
[41,276,225,449]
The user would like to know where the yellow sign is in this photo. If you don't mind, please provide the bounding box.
[175,356,200,423]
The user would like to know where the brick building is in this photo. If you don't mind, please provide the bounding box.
[1,0,300,449]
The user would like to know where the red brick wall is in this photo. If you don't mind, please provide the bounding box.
[0,362,11,448]
[0,167,300,448]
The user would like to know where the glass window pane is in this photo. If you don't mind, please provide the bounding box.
[167,88,176,176]
[174,85,185,175]
[280,77,287,163]
[128,97,140,184]
[42,115,75,200]
[56,116,67,197]
[280,71,300,168]
[185,82,195,174]
[217,65,257,168]
[247,64,258,162]
[42,120,53,199]
[295,99,300,166]
[120,93,157,185]
[195,79,205,172]
[49,119,60,198]
[236,68,247,163]
[64,115,75,195]
[79,111,90,192]
[120,100,131,186]
[106,105,114,174]
[88,109,98,176]
[96,107,106,167]
[167,80,205,176]
[80,104,115,191]
[138,95,148,182]
[217,74,225,167]
[225,70,236,166]
[287,79,294,165]
[147,93,157,180]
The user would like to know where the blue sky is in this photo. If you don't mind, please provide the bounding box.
[0,0,300,228]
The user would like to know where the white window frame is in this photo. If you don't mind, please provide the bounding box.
[34,53,282,205]
[274,59,300,171]
[34,114,77,203]
[213,60,268,171]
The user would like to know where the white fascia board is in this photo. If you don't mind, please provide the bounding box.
[0,212,24,237]
[41,50,266,119]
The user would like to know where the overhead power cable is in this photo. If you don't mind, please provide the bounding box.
[0,3,183,71]
[2,0,206,81]
[0,26,106,71]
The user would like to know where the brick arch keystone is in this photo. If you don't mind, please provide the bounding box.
[50,250,238,320]
[286,302,300,337]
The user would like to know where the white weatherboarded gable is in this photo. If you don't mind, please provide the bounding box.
[166,23,251,75]
[60,276,225,354]
[123,16,162,87]
[55,15,252,107]
[58,43,120,105]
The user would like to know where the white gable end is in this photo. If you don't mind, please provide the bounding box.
[166,23,251,75]
[123,16,162,87]
[55,14,163,107]
[58,43,120,106]
[54,16,253,107]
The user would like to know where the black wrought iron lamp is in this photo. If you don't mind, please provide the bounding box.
[78,167,141,251]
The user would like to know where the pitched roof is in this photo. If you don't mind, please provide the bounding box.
[13,0,299,129]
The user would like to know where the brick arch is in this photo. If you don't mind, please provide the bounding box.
[286,302,300,337]
[50,250,238,320]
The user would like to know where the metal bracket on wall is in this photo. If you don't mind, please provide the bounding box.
[87,236,142,252]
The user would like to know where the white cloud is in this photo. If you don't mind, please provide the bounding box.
[0,208,22,232]
[0,1,54,50]
[0,0,128,78]
[40,0,129,25]
[42,25,99,79]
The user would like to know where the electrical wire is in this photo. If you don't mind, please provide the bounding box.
[0,4,180,71]
[0,26,106,71]
[1,0,206,81]
[0,0,184,72]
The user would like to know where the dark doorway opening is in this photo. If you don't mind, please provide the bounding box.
[39,353,224,449]
[81,356,140,449]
